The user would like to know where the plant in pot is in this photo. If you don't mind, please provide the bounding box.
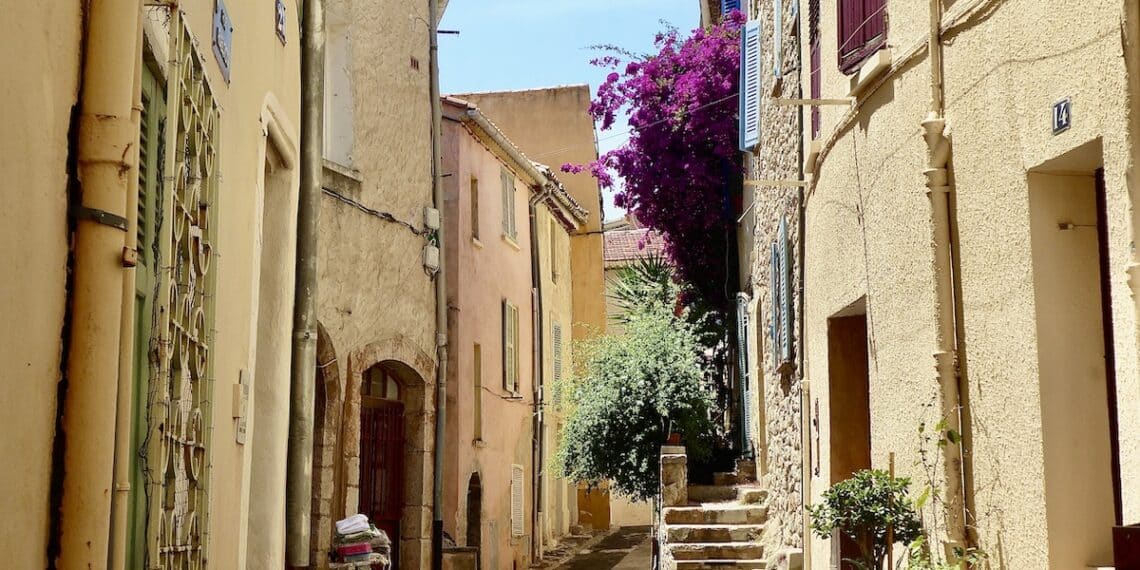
[808,469,923,570]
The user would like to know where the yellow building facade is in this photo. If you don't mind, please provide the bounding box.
[1,1,303,568]
[796,0,1140,568]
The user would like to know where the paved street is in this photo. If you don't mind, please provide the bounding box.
[554,526,653,570]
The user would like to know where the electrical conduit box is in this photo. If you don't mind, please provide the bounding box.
[423,245,440,273]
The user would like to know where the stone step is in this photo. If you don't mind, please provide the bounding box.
[687,485,768,505]
[669,542,765,561]
[665,524,764,543]
[663,505,768,525]
[675,560,767,570]
[712,472,745,486]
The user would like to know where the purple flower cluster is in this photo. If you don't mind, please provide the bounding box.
[565,11,745,309]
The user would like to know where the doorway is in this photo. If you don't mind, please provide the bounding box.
[360,363,406,564]
[1028,151,1120,568]
[827,302,871,569]
[466,472,483,551]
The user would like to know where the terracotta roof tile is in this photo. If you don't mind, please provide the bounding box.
[604,228,667,266]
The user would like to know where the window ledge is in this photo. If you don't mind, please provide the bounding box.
[471,236,484,249]
[501,234,521,251]
[847,49,892,99]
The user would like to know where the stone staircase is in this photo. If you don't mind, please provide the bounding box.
[659,451,768,569]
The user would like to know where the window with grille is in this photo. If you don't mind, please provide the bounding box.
[838,0,887,74]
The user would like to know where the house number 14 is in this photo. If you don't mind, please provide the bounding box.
[1053,98,1072,135]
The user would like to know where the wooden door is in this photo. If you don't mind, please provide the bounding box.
[360,397,405,563]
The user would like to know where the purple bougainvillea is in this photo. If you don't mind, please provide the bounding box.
[565,12,745,311]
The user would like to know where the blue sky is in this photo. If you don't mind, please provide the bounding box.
[439,0,699,221]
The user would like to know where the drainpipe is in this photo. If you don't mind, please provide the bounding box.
[794,10,811,569]
[430,0,448,566]
[57,1,143,568]
[286,0,324,565]
[528,187,553,562]
[109,13,146,568]
[921,0,971,555]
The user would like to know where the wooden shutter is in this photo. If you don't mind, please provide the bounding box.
[502,300,512,391]
[510,464,525,536]
[738,20,762,152]
[810,37,822,138]
[736,294,753,456]
[770,243,781,365]
[721,0,741,17]
[838,0,887,73]
[773,0,783,79]
[501,167,515,238]
[551,321,563,402]
[471,176,480,240]
[779,217,793,363]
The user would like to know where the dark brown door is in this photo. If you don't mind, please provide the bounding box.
[360,397,405,564]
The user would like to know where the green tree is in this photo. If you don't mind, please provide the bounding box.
[556,302,716,502]
[808,469,923,570]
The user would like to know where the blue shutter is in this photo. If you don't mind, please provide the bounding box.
[739,20,762,152]
[721,0,741,16]
[770,243,781,366]
[773,0,783,78]
[779,217,793,363]
[736,293,753,456]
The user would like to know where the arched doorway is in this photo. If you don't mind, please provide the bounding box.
[360,362,407,564]
[466,473,482,550]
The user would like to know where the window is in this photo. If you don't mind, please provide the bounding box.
[502,300,519,393]
[501,167,517,240]
[838,0,887,74]
[365,365,401,401]
[549,220,559,282]
[473,344,483,440]
[809,0,822,138]
[470,176,480,240]
[510,464,525,536]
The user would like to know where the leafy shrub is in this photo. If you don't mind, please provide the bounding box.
[808,469,923,570]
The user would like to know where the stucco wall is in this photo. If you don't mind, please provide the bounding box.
[801,0,1140,568]
[442,115,536,570]
[0,4,82,567]
[454,87,608,342]
[314,0,439,567]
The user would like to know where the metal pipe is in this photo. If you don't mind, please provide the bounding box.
[528,187,553,561]
[109,12,146,568]
[923,0,971,555]
[286,0,324,564]
[57,1,143,567]
[430,0,448,566]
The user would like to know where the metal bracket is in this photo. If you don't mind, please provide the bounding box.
[772,97,854,107]
[73,205,128,231]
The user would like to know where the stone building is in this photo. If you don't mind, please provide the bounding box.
[1,1,303,568]
[796,0,1140,568]
[308,0,447,568]
[439,96,585,568]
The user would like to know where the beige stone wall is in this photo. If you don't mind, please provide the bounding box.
[801,0,1140,568]
[0,4,82,567]
[740,0,805,560]
[311,0,440,567]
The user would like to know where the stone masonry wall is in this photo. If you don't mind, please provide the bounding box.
[744,0,804,559]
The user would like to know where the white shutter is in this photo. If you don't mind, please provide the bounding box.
[736,294,753,455]
[779,217,792,363]
[510,464,525,536]
[738,20,762,151]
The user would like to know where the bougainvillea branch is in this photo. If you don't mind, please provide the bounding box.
[565,11,745,310]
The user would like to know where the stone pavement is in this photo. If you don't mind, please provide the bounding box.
[554,525,654,570]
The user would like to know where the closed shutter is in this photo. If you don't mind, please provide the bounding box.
[779,217,793,363]
[551,321,563,403]
[770,243,781,366]
[501,167,516,239]
[502,301,519,393]
[738,20,762,152]
[838,0,887,73]
[721,0,741,17]
[510,464,525,536]
[736,294,753,456]
[810,37,821,138]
